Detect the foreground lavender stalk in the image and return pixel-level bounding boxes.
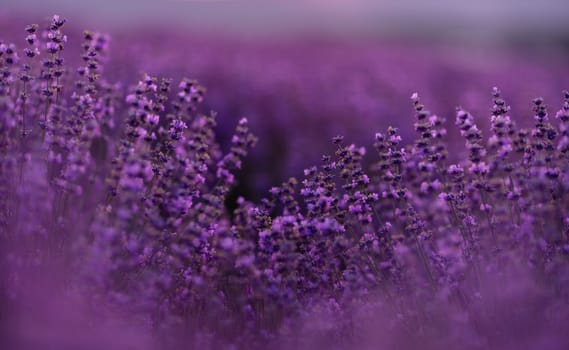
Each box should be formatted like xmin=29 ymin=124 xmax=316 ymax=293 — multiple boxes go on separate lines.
xmin=1 ymin=15 xmax=569 ymax=350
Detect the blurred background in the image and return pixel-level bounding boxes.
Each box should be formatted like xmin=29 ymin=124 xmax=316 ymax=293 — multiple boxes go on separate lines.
xmin=1 ymin=0 xmax=569 ymax=197
xmin=3 ymin=0 xmax=569 ymax=43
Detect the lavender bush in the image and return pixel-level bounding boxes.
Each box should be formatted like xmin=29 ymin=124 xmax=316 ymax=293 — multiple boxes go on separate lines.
xmin=4 ymin=12 xmax=568 ymax=198
xmin=2 ymin=15 xmax=569 ymax=350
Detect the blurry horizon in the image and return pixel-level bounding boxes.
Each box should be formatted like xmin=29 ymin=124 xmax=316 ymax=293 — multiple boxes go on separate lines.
xmin=2 ymin=0 xmax=569 ymax=44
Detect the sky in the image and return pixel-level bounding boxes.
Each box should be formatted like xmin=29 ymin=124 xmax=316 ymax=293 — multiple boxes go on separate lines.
xmin=2 ymin=0 xmax=569 ymax=41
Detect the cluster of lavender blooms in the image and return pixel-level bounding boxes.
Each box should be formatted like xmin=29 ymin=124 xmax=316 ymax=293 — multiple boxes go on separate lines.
xmin=102 ymin=31 xmax=569 ymax=196
xmin=2 ymin=16 xmax=569 ymax=350
xmin=3 ymin=14 xmax=568 ymax=198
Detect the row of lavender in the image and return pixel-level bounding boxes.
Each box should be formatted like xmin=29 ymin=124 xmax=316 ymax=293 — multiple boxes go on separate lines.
xmin=1 ymin=16 xmax=569 ymax=349
xmin=107 ymin=28 xmax=569 ymax=197
xmin=3 ymin=14 xmax=568 ymax=198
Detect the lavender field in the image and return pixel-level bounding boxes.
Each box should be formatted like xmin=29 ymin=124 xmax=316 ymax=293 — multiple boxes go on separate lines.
xmin=1 ymin=10 xmax=569 ymax=350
